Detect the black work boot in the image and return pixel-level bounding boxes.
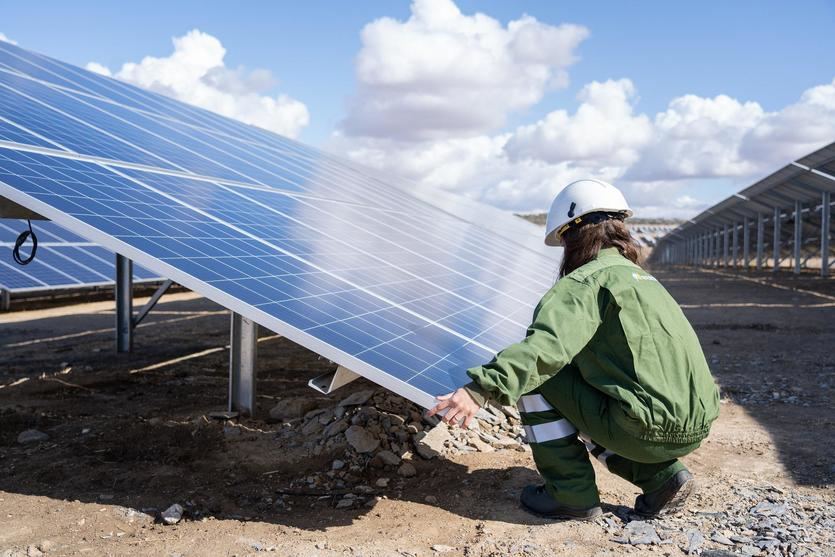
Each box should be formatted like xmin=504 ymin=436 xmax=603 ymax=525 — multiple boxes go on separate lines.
xmin=634 ymin=470 xmax=695 ymax=517
xmin=520 ymin=485 xmax=602 ymax=520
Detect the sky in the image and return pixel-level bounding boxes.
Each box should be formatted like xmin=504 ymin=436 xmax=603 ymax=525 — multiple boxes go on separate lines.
xmin=2 ymin=0 xmax=835 ymax=218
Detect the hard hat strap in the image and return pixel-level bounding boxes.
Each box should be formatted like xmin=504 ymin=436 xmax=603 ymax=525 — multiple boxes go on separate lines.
xmin=557 ymin=211 xmax=627 ymax=240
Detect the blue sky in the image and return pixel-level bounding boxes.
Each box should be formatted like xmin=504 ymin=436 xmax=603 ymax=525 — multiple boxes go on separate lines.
xmin=3 ymin=1 xmax=835 ymax=216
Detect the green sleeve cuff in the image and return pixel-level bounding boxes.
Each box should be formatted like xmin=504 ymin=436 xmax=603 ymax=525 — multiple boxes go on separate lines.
xmin=462 ymin=381 xmax=491 ymax=408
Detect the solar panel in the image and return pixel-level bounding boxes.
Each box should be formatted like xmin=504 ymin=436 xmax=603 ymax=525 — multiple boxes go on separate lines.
xmin=0 ymin=41 xmax=558 ymax=408
xmin=0 ymin=218 xmax=159 ymax=293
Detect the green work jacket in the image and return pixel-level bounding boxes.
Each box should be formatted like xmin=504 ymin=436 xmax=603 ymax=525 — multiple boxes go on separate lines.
xmin=465 ymin=248 xmax=720 ymax=444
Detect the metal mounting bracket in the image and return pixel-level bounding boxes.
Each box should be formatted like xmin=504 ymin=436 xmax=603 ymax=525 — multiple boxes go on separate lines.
xmin=308 ymin=365 xmax=360 ymax=395
xmin=115 ymin=254 xmax=174 ymax=353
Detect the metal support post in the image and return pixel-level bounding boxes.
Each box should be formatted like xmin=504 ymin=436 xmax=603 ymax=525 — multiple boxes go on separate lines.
xmin=116 ymin=254 xmax=133 ymax=353
xmin=743 ymin=216 xmax=750 ymax=270
xmin=822 ymin=191 xmax=831 ymax=277
xmin=772 ymin=207 xmax=781 ymax=272
xmin=723 ymin=224 xmax=729 ymax=267
xmin=0 ymin=288 xmax=9 ymax=312
xmin=756 ymin=213 xmax=764 ymax=270
xmin=713 ymin=230 xmax=719 ymax=267
xmin=794 ymin=200 xmax=802 ymax=275
xmin=229 ymin=312 xmax=258 ymax=416
xmin=732 ymin=222 xmax=739 ymax=269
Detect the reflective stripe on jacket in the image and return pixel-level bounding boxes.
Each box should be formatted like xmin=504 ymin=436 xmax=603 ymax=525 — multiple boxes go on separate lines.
xmin=465 ymin=248 xmax=720 ymax=444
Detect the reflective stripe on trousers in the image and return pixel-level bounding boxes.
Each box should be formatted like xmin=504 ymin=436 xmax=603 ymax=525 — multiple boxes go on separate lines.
xmin=518 ymin=393 xmax=616 ymax=469
xmin=519 ymin=394 xmax=578 ymax=443
xmin=579 ymin=433 xmax=615 ymax=468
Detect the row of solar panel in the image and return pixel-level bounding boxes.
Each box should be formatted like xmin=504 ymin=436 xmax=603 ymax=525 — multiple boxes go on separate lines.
xmin=0 ymin=218 xmax=158 ymax=292
xmin=0 ymin=40 xmax=558 ymax=405
xmin=0 ymin=146 xmax=548 ymax=394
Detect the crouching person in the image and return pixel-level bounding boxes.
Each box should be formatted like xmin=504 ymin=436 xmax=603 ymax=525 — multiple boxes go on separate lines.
xmin=428 ymin=179 xmax=720 ymax=520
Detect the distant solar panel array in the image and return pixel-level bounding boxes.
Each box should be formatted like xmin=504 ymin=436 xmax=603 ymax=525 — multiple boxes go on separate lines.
xmin=0 ymin=218 xmax=158 ymax=295
xmin=0 ymin=41 xmax=556 ymax=407
xmin=629 ymin=224 xmax=677 ymax=248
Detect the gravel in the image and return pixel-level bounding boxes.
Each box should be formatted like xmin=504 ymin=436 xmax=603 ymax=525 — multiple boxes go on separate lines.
xmin=596 ymin=480 xmax=834 ymax=555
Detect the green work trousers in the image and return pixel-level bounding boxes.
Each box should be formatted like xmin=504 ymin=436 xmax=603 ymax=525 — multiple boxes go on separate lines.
xmin=519 ymin=364 xmax=702 ymax=508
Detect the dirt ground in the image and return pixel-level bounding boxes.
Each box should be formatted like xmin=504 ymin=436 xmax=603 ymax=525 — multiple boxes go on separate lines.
xmin=1 ymin=267 xmax=833 ymax=556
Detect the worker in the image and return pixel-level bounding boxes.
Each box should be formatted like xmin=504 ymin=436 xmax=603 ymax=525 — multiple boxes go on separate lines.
xmin=428 ymin=179 xmax=720 ymax=520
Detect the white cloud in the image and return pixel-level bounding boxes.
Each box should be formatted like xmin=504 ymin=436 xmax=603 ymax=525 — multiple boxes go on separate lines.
xmin=0 ymin=32 xmax=17 ymax=45
xmin=626 ymin=94 xmax=766 ymax=181
xmin=506 ymin=79 xmax=653 ymax=166
xmin=84 ymin=62 xmax=111 ymax=77
xmin=329 ymin=131 xmax=617 ymax=212
xmin=88 ymin=29 xmax=309 ymax=138
xmin=342 ymin=0 xmax=588 ymax=141
xmin=739 ymin=78 xmax=835 ymax=166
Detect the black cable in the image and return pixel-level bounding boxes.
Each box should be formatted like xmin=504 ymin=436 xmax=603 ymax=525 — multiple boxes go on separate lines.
xmin=12 ymin=219 xmax=38 ymax=265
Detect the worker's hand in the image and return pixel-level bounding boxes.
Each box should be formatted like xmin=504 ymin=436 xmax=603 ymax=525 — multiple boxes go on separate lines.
xmin=426 ymin=388 xmax=480 ymax=428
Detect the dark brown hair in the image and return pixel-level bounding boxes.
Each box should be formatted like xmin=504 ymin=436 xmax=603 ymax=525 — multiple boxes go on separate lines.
xmin=559 ymin=218 xmax=640 ymax=277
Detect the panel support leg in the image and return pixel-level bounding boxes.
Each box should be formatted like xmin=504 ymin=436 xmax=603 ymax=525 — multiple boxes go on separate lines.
xmin=743 ymin=216 xmax=750 ymax=271
xmin=116 ymin=254 xmax=133 ymax=353
xmin=794 ymin=200 xmax=802 ymax=275
xmin=772 ymin=207 xmax=781 ymax=272
xmin=821 ymin=192 xmax=830 ymax=278
xmin=723 ymin=224 xmax=729 ymax=267
xmin=756 ymin=212 xmax=764 ymax=271
xmin=732 ymin=222 xmax=739 ymax=270
xmin=229 ymin=312 xmax=258 ymax=416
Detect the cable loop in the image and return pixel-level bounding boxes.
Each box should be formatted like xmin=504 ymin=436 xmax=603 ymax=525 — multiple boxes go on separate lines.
xmin=12 ymin=219 xmax=38 ymax=266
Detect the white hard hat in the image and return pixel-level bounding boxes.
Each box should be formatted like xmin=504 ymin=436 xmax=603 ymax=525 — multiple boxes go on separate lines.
xmin=544 ymin=179 xmax=632 ymax=246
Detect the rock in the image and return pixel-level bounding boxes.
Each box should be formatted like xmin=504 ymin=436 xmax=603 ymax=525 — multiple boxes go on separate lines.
xmin=270 ymin=397 xmax=317 ymax=420
xmin=115 ymin=507 xmax=154 ymax=524
xmin=750 ymin=501 xmax=787 ymax=516
xmin=324 ymin=418 xmax=349 ymax=438
xmin=710 ymin=532 xmax=734 ymax=546
xmin=683 ymin=529 xmax=704 ymax=554
xmin=414 ymin=425 xmax=452 ymax=459
xmin=739 ymin=546 xmax=761 ymax=556
xmin=375 ymin=477 xmax=390 ymax=488
xmin=490 ymin=435 xmax=521 ymax=450
xmin=431 ymin=545 xmax=455 ymax=553
xmin=36 ymin=541 xmax=55 ymax=553
xmin=338 ymin=390 xmax=374 ymax=407
xmin=301 ymin=419 xmax=324 ymax=435
xmin=624 ymin=521 xmax=661 ymax=545
xmin=17 ymin=429 xmax=49 ymax=444
xmin=335 ymin=497 xmax=354 ymax=509
xmin=468 ymin=436 xmax=495 ymax=453
xmin=332 ymin=459 xmax=346 ymax=470
xmin=160 ymin=503 xmax=184 ymax=525
xmin=25 ymin=547 xmax=43 ymax=557
xmin=398 ymin=462 xmax=417 ymax=478
xmin=345 ymin=425 xmax=380 ymax=453
xmin=375 ymin=450 xmax=401 ymax=466
xmin=424 ymin=495 xmax=438 ymax=504
xmin=501 ymin=405 xmax=521 ymax=420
